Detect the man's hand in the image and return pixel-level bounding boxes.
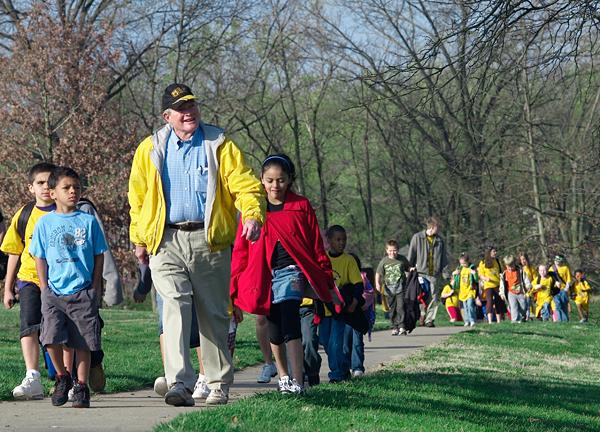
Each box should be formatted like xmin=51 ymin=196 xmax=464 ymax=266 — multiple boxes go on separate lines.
xmin=241 ymin=218 xmax=262 ymax=242
xmin=135 ymin=245 xmax=149 ymax=265
xmin=3 ymin=287 xmax=15 ymax=309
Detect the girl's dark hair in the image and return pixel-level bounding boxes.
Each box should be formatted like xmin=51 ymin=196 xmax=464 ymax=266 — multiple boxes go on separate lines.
xmin=261 ymin=154 xmax=296 ymax=182
xmin=326 ymin=224 xmax=345 ymax=239
xmin=48 ymin=166 xmax=80 ymax=189
xmin=518 ymin=251 xmax=531 ymax=265
xmin=483 ymin=244 xmax=496 ymax=268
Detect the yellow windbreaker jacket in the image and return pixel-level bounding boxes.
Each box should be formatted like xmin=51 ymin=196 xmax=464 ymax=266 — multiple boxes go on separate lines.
xmin=128 ymin=123 xmax=265 ymax=254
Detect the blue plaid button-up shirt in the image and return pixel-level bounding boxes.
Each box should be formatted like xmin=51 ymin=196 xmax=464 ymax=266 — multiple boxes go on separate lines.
xmin=162 ymin=128 xmax=208 ymax=224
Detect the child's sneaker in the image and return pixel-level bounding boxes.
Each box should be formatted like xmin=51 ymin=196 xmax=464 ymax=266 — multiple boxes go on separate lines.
xmin=68 ymin=388 xmax=75 ymax=402
xmin=257 ymin=363 xmax=277 ymax=383
xmin=71 ymin=381 xmax=91 ymax=408
xmin=12 ymin=371 xmax=44 ymax=400
xmin=192 ymin=374 xmax=210 ymax=399
xmin=287 ymin=378 xmax=304 ymax=395
xmin=278 ymin=376 xmax=292 ymax=393
xmin=51 ymin=374 xmax=73 ymax=406
xmin=469 ymin=322 xmax=476 ymax=327
xmin=398 ymin=328 xmax=407 ymax=335
xmin=205 ymin=388 xmax=228 ymax=405
xmin=352 ymin=370 xmax=364 ymax=378
xmin=391 ymin=328 xmax=399 ymax=336
xmin=278 ymin=376 xmax=304 ymax=394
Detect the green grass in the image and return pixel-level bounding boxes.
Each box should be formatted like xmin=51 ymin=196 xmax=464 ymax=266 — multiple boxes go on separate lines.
xmin=0 ymin=302 xmax=265 ymax=400
xmin=155 ymin=300 xmax=600 ymax=432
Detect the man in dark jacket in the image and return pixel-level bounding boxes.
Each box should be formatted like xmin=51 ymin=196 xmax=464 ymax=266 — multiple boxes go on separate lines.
xmin=407 ymin=216 xmax=448 ymax=327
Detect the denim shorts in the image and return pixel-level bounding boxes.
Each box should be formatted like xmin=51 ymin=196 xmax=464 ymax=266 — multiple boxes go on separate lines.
xmin=271 ymin=266 xmax=306 ymax=304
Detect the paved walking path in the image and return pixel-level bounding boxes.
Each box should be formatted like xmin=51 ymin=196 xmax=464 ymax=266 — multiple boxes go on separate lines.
xmin=0 ymin=325 xmax=465 ymax=432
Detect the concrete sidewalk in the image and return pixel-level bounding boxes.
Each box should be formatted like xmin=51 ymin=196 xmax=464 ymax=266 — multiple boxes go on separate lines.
xmin=0 ymin=325 xmax=465 ymax=432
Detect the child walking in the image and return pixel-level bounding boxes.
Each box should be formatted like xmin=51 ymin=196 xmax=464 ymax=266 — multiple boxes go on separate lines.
xmin=1 ymin=162 xmax=57 ymax=400
xmin=323 ymin=225 xmax=364 ymax=382
xmin=440 ymin=282 xmax=462 ymax=323
xmin=452 ymin=253 xmax=479 ymax=327
xmin=531 ymin=265 xmax=558 ymax=321
xmin=573 ymin=269 xmax=592 ymax=323
xmin=29 ymin=167 xmax=107 ymax=408
xmin=477 ymin=245 xmax=503 ymax=323
xmin=375 ymin=240 xmax=409 ymax=335
xmin=231 ymin=154 xmax=339 ymax=394
xmin=499 ymin=255 xmax=530 ymax=323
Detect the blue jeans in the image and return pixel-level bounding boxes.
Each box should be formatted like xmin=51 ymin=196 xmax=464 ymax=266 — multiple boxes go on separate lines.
xmin=553 ymin=290 xmax=569 ymax=322
xmin=541 ymin=302 xmax=552 ymax=321
xmin=462 ymin=298 xmax=477 ymax=324
xmin=318 ymin=316 xmax=349 ymax=381
xmin=343 ymin=324 xmax=364 ymax=372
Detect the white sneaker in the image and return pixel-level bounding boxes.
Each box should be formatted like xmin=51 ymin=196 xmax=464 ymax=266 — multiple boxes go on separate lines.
xmin=205 ymin=388 xmax=229 ymax=405
xmin=278 ymin=376 xmax=304 ymax=394
xmin=153 ymin=376 xmax=168 ymax=397
xmin=352 ymin=370 xmax=364 ymax=378
xmin=12 ymin=372 xmax=44 ymax=400
xmin=398 ymin=328 xmax=407 ymax=335
xmin=463 ymin=322 xmax=469 ymax=327
xmin=469 ymin=322 xmax=476 ymax=327
xmin=192 ymin=374 xmax=210 ymax=399
xmin=68 ymin=387 xmax=75 ymax=402
xmin=257 ymin=363 xmax=277 ymax=383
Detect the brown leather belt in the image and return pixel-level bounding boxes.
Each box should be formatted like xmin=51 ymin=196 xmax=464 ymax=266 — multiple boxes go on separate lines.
xmin=167 ymin=222 xmax=204 ymax=231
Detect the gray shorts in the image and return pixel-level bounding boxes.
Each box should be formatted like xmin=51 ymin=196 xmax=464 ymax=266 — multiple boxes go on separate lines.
xmin=40 ymin=287 xmax=101 ymax=351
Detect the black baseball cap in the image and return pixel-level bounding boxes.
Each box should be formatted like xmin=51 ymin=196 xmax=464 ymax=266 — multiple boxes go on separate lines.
xmin=162 ymin=83 xmax=197 ymax=111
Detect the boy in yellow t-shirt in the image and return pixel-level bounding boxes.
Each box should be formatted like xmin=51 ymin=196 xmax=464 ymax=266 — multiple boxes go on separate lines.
xmin=530 ymin=264 xmax=559 ymax=321
xmin=320 ymin=225 xmax=364 ymax=383
xmin=549 ymin=255 xmax=572 ymax=322
xmin=573 ymin=269 xmax=592 ymax=323
xmin=1 ymin=162 xmax=56 ymax=400
xmin=451 ymin=253 xmax=479 ymax=327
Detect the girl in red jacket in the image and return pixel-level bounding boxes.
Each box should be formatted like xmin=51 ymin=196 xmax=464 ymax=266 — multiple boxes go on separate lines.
xmin=230 ymin=154 xmax=339 ymax=394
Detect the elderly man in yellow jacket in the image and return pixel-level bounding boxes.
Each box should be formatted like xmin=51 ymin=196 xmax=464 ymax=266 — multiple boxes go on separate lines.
xmin=128 ymin=83 xmax=265 ymax=407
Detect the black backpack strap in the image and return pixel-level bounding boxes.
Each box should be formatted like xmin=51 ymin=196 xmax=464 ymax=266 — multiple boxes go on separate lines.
xmin=16 ymin=202 xmax=36 ymax=246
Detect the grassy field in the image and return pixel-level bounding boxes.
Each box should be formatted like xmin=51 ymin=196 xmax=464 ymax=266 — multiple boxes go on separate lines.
xmin=155 ymin=301 xmax=600 ymax=432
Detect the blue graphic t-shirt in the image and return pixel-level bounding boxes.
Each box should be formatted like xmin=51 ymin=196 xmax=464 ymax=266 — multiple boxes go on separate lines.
xmin=29 ymin=210 xmax=107 ymax=295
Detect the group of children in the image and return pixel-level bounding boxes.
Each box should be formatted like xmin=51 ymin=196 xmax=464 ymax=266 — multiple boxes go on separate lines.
xmin=376 ymin=242 xmax=593 ymax=333
xmin=2 ymin=163 xmax=108 ymax=408
xmin=439 ymin=249 xmax=591 ymax=326
xmin=3 ymin=156 xmax=594 ymax=408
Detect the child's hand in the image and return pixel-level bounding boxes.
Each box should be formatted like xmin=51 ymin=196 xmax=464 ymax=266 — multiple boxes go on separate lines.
xmin=452 ymin=270 xmax=459 ymax=276
xmin=233 ymin=305 xmax=244 ymax=324
xmin=3 ymin=288 xmax=15 ymax=309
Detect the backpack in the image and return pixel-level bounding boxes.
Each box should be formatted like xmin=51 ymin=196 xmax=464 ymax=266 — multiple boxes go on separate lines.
xmin=16 ymin=198 xmax=97 ymax=245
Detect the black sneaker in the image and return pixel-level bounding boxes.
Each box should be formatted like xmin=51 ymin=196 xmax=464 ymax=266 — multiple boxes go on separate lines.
xmin=425 ymin=321 xmax=436 ymax=328
xmin=71 ymin=381 xmax=90 ymax=408
xmin=52 ymin=374 xmax=73 ymax=406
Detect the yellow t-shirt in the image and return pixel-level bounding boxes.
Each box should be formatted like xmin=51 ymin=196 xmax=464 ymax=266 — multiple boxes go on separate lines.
xmin=533 ymin=275 xmax=554 ymax=306
xmin=552 ymin=264 xmax=572 ymax=290
xmin=522 ymin=265 xmax=537 ymax=289
xmin=477 ymin=260 xmax=501 ymax=290
xmin=0 ymin=205 xmax=53 ymax=285
xmin=458 ymin=266 xmax=477 ymax=301
xmin=441 ymin=284 xmax=459 ymax=308
xmin=320 ymin=252 xmax=362 ymax=315
xmin=573 ymin=280 xmax=591 ymax=305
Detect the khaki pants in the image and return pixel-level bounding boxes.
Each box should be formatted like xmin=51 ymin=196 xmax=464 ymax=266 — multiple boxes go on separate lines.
xmin=149 ymin=228 xmax=233 ymax=392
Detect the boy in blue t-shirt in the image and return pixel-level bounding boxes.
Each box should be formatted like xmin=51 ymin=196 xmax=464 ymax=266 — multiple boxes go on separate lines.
xmin=29 ymin=166 xmax=107 ymax=408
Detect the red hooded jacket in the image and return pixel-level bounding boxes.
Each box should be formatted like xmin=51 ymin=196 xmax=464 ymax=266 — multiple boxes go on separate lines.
xmin=230 ymin=191 xmax=340 ymax=316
